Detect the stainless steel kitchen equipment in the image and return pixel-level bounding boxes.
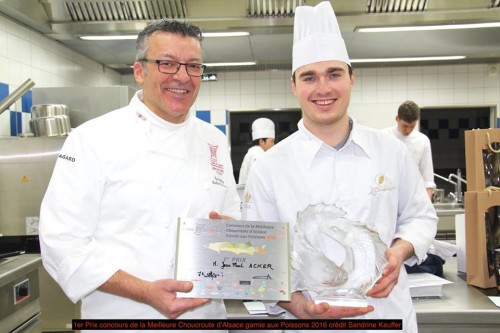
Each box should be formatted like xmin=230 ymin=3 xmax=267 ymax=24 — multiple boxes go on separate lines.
xmin=32 ymin=86 xmax=135 ymax=128
xmin=29 ymin=104 xmax=71 ymax=137
xmin=0 ymin=136 xmax=66 ymax=236
xmin=0 ymin=254 xmax=42 ymax=333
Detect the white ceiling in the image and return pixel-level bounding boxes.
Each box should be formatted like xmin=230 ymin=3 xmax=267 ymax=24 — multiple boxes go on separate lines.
xmin=1 ymin=0 xmax=500 ymax=74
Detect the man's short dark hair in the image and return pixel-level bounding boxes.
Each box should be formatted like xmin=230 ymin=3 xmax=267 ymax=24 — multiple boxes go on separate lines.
xmin=398 ymin=100 xmax=420 ymax=123
xmin=135 ymin=19 xmax=203 ymax=61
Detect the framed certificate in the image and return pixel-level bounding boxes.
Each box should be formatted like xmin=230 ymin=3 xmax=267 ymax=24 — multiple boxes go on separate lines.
xmin=175 ymin=218 xmax=290 ymax=301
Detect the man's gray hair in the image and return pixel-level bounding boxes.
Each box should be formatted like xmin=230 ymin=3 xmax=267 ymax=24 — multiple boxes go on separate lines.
xmin=135 ymin=19 xmax=203 ymax=61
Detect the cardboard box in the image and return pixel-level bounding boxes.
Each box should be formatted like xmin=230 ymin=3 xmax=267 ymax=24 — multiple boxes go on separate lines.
xmin=464 ymin=191 xmax=500 ymax=289
xmin=464 ymin=129 xmax=500 ymax=191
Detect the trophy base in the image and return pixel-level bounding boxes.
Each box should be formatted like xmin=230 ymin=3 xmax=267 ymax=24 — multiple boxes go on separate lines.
xmin=313 ymin=291 xmax=368 ymax=308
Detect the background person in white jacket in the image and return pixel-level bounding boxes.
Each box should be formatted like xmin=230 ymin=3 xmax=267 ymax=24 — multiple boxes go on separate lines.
xmin=241 ymin=2 xmax=437 ymax=332
xmin=383 ymin=100 xmax=436 ymax=200
xmin=238 ymin=117 xmax=275 ymax=184
xmin=39 ymin=19 xmax=241 ymax=331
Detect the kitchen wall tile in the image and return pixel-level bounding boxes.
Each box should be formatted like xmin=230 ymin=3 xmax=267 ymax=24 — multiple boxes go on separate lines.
xmin=422 ymin=74 xmax=439 ymax=89
xmin=255 ymin=79 xmax=271 ymax=94
xmin=391 ymin=67 xmax=407 ymax=76
xmin=422 ymin=89 xmax=438 ymax=105
xmin=423 ymin=66 xmax=438 ymax=74
xmin=438 ymin=89 xmax=453 ymax=105
xmin=468 ymin=64 xmax=484 ymax=73
xmin=392 ymin=75 xmax=407 ymax=91
xmin=438 ymin=73 xmax=453 ymax=89
xmin=484 ymin=87 xmax=499 ymax=104
xmin=467 ymin=88 xmax=485 ymax=104
xmin=255 ymin=71 xmax=271 ymax=79
xmin=453 ymin=73 xmax=468 ymax=89
xmin=407 ymin=66 xmax=423 ymax=75
xmin=225 ymin=95 xmax=241 ymax=109
xmin=198 ymin=82 xmax=211 ymax=96
xmin=361 ymin=90 xmax=377 ymax=103
xmin=468 ymin=72 xmax=484 ymax=88
xmin=285 ymin=94 xmax=299 ymax=108
xmin=210 ymin=94 xmax=226 ymax=110
xmin=240 ymin=95 xmax=257 ymax=109
xmin=453 ymin=89 xmax=469 ymax=104
xmin=209 ymin=80 xmax=225 ymax=95
xmin=255 ymin=94 xmax=271 ymax=108
xmin=361 ymin=76 xmax=377 ymax=92
xmin=224 ymin=72 xmax=240 ymax=80
xmin=225 ymin=79 xmax=241 ymax=95
xmin=351 ymin=90 xmax=362 ymax=104
xmin=438 ymin=65 xmax=454 ymax=74
xmin=270 ymin=70 xmax=287 ymax=79
xmin=392 ymin=90 xmax=407 ymax=103
xmin=407 ymin=75 xmax=423 ymax=90
xmin=271 ymin=94 xmax=286 ymax=108
xmin=270 ymin=78 xmax=287 ymax=94
xmin=452 ymin=64 xmax=468 ymax=73
xmin=240 ymin=71 xmax=255 ymax=80
xmin=407 ymin=89 xmax=423 ymax=103
xmin=377 ymin=90 xmax=393 ymax=103
xmin=484 ymin=70 xmax=499 ymax=88
xmin=210 ymin=109 xmax=227 ymax=126
xmin=240 ymin=79 xmax=256 ymax=95
xmin=361 ymin=68 xmax=377 ymax=76
xmin=377 ymin=76 xmax=392 ymax=91
xmin=195 ymin=95 xmax=211 ymax=110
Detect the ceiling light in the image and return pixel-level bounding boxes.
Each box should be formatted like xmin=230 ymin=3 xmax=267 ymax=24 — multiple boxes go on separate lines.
xmin=203 ymin=32 xmax=249 ymax=37
xmin=350 ymin=56 xmax=466 ymax=63
xmin=205 ymin=62 xmax=256 ymax=67
xmin=356 ymin=22 xmax=500 ymax=33
xmin=80 ymin=35 xmax=137 ymax=40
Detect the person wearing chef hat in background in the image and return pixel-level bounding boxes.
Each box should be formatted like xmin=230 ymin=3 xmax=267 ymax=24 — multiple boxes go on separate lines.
xmin=238 ymin=117 xmax=276 ymax=184
xmin=241 ymin=1 xmax=437 ymax=332
xmin=39 ymin=19 xmax=241 ymax=332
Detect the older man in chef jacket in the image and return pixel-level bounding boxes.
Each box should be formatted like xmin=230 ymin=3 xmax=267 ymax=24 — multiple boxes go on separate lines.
xmin=241 ymin=2 xmax=437 ymax=332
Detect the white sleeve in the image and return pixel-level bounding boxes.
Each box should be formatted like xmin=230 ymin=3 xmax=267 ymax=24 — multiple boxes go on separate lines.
xmin=39 ymin=129 xmax=118 ymax=303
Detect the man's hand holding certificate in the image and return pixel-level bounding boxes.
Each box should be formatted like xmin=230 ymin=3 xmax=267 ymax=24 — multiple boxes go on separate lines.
xmin=175 ymin=218 xmax=290 ymax=301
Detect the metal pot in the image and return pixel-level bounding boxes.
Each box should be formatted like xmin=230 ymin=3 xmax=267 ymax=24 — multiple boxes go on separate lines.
xmin=30 ymin=104 xmax=71 ymax=137
xmin=31 ymin=104 xmax=69 ymax=118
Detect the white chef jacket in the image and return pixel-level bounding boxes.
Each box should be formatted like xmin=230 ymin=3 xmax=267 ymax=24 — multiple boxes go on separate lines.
xmin=39 ymin=91 xmax=241 ymax=332
xmin=238 ymin=145 xmax=265 ymax=184
xmin=383 ymin=126 xmax=436 ymax=191
xmin=242 ymin=119 xmax=437 ymax=333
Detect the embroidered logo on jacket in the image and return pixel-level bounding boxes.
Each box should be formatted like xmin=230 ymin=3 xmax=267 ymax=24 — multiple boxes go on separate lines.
xmin=369 ymin=174 xmax=396 ymax=195
xmin=208 ymin=144 xmax=224 ymax=176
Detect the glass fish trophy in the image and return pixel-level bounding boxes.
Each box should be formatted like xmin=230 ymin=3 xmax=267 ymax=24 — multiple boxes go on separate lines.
xmin=291 ymin=203 xmax=388 ymax=307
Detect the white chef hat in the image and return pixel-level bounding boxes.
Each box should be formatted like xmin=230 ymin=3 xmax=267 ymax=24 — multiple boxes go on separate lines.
xmin=292 ymin=1 xmax=350 ymax=73
xmin=252 ymin=118 xmax=275 ymax=141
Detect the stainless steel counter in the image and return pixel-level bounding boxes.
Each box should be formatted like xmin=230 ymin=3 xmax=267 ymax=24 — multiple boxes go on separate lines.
xmin=0 ymin=254 xmax=42 ymax=333
xmin=225 ymin=257 xmax=499 ymax=332
xmin=414 ymin=257 xmax=499 ymax=333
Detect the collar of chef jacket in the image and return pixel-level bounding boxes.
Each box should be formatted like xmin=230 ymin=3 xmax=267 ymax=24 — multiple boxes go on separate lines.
xmin=296 ymin=117 xmax=372 ymax=170
xmin=130 ymin=91 xmax=201 ymax=159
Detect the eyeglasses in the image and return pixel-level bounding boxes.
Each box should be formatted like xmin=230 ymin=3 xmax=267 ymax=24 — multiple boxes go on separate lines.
xmin=140 ymin=58 xmax=206 ymax=77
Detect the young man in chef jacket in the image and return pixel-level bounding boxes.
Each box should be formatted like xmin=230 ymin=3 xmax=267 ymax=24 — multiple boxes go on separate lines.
xmin=241 ymin=2 xmax=437 ymax=332
xmin=39 ymin=19 xmax=241 ymax=331
xmin=383 ymin=100 xmax=436 ymax=200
